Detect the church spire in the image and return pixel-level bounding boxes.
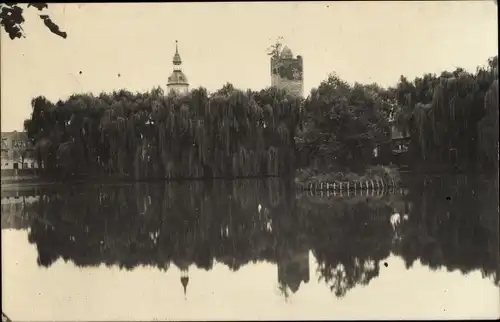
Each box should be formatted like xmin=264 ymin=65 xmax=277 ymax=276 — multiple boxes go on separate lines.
xmin=167 ymin=40 xmax=189 ymax=95
xmin=173 ymin=40 xmax=182 ymax=66
xmin=180 ymin=269 xmax=189 ymax=300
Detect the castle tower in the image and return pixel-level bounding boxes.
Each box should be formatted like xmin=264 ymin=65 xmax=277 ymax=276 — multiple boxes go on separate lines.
xmin=167 ymin=40 xmax=189 ymax=95
xmin=270 ymin=45 xmax=304 ymax=97
xmin=277 ymin=249 xmax=310 ymax=296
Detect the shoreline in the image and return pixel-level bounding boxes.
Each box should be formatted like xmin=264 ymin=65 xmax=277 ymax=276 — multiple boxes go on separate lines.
xmin=1 ymin=168 xmax=496 ymax=191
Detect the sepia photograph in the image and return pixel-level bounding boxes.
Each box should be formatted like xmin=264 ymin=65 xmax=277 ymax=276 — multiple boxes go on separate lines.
xmin=1 ymin=1 xmax=499 ymax=321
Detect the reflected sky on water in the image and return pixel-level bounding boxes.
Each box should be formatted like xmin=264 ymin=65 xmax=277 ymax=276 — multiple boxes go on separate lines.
xmin=2 ymin=176 xmax=499 ymax=320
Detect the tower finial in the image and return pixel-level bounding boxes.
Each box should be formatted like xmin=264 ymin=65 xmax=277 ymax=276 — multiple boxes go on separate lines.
xmin=173 ymin=40 xmax=182 ymax=65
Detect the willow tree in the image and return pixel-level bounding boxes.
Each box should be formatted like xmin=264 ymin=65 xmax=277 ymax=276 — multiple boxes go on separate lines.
xmin=478 ymin=79 xmax=499 ymax=169
xmin=24 ymin=84 xmax=303 ymax=180
xmin=393 ymin=56 xmax=498 ymax=171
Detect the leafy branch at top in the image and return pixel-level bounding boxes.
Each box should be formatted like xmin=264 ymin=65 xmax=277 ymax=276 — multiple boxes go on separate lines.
xmin=267 ymin=36 xmax=284 ymax=59
xmin=0 ymin=3 xmax=67 ymax=40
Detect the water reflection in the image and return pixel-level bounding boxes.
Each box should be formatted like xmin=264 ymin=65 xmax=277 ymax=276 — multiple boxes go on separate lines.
xmin=3 ymin=177 xmax=498 ymax=288
xmin=1 ymin=176 xmax=499 ymax=319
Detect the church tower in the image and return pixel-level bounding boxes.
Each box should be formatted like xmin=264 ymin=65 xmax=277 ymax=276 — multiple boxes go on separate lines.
xmin=180 ymin=269 xmax=189 ymax=300
xmin=167 ymin=40 xmax=189 ymax=95
xmin=270 ymin=45 xmax=304 ymax=97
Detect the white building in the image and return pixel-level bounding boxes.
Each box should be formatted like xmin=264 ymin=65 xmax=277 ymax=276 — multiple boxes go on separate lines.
xmin=1 ymin=131 xmax=38 ymax=170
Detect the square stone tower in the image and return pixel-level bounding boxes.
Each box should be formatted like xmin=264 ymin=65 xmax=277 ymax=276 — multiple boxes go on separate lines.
xmin=270 ymin=46 xmax=304 ymax=97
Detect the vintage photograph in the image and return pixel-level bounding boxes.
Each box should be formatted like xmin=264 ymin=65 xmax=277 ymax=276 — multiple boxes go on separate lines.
xmin=1 ymin=1 xmax=498 ymax=321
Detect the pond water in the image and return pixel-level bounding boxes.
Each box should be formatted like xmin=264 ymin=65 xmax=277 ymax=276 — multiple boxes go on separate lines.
xmin=2 ymin=176 xmax=499 ymax=320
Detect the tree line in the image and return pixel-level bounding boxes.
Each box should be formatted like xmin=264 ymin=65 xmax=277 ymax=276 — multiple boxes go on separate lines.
xmin=24 ymin=85 xmax=302 ymax=179
xmin=22 ymin=56 xmax=498 ymax=179
xmin=393 ymin=56 xmax=498 ymax=171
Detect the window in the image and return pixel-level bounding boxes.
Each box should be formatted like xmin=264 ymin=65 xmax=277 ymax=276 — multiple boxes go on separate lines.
xmin=23 ymin=163 xmax=28 ymax=169
xmin=31 ymin=163 xmax=35 ymax=168
xmin=13 ymin=163 xmax=18 ymax=170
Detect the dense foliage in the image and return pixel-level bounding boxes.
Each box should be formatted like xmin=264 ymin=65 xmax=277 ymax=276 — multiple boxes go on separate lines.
xmin=271 ymin=57 xmax=303 ymax=81
xmin=393 ymin=56 xmax=498 ymax=171
xmin=23 ymin=85 xmax=302 ymax=179
xmin=298 ymin=56 xmax=498 ymax=173
xmin=23 ymin=55 xmax=498 ymax=178
xmin=298 ymin=74 xmax=394 ymax=171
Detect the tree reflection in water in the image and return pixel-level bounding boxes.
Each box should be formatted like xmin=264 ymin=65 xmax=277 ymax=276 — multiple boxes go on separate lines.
xmin=3 ymin=175 xmax=498 ymax=298
xmin=393 ymin=175 xmax=499 ymax=286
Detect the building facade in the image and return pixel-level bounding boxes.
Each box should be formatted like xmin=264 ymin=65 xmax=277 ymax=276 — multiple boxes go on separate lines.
xmin=167 ymin=40 xmax=190 ymax=95
xmin=1 ymin=131 xmax=38 ymax=170
xmin=270 ymin=46 xmax=304 ymax=98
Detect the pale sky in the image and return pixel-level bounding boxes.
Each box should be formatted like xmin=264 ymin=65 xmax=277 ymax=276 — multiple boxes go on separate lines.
xmin=1 ymin=1 xmax=498 ymax=132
